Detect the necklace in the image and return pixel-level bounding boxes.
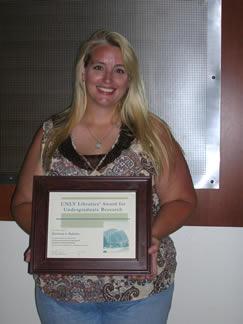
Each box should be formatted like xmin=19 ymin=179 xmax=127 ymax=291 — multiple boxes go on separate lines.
xmin=86 ymin=123 xmax=118 ymax=150
xmin=80 ymin=154 xmax=108 ymax=174
xmin=71 ymin=135 xmax=109 ymax=173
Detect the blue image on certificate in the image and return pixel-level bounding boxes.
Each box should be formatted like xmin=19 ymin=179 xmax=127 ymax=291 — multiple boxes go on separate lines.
xmin=103 ymin=228 xmax=129 ymax=249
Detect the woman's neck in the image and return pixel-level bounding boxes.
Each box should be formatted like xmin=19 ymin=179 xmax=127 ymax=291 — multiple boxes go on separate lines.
xmin=82 ymin=107 xmax=120 ymax=126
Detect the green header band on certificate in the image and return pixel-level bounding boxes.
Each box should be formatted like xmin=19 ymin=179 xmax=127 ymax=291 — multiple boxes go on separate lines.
xmin=61 ymin=196 xmax=129 ymax=200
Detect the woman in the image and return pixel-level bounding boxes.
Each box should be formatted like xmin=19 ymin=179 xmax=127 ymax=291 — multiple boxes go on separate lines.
xmin=11 ymin=30 xmax=197 ymax=324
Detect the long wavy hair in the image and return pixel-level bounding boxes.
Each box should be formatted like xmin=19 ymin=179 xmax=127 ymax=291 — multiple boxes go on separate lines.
xmin=42 ymin=29 xmax=178 ymax=174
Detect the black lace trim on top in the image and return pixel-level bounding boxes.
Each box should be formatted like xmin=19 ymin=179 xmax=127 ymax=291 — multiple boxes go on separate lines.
xmin=58 ymin=125 xmax=135 ymax=171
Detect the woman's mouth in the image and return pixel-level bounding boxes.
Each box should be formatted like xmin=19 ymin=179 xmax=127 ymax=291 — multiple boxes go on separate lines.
xmin=97 ymin=86 xmax=115 ymax=94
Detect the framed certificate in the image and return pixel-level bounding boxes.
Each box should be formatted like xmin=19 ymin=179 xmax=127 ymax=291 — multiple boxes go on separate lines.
xmin=30 ymin=176 xmax=152 ymax=274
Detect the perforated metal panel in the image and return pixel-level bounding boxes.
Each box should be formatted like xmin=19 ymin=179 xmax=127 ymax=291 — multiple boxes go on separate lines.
xmin=0 ymin=0 xmax=221 ymax=187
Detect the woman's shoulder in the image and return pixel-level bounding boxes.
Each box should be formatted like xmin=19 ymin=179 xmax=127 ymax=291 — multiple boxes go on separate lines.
xmin=148 ymin=112 xmax=173 ymax=138
xmin=148 ymin=112 xmax=183 ymax=158
xmin=42 ymin=118 xmax=54 ymax=132
xmin=40 ymin=118 xmax=54 ymax=146
xmin=149 ymin=112 xmax=168 ymax=126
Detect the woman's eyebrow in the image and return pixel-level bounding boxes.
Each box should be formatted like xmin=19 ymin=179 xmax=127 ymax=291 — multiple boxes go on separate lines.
xmin=90 ymin=60 xmax=104 ymax=65
xmin=90 ymin=60 xmax=125 ymax=67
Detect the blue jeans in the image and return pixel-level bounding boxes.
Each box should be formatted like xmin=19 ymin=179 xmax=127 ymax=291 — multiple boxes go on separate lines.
xmin=35 ymin=284 xmax=174 ymax=324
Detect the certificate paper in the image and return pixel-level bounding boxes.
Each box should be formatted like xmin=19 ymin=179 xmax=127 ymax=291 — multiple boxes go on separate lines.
xmin=47 ymin=191 xmax=136 ymax=259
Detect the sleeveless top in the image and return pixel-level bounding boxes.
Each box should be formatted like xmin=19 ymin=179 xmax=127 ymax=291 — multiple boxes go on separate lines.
xmin=34 ymin=119 xmax=177 ymax=303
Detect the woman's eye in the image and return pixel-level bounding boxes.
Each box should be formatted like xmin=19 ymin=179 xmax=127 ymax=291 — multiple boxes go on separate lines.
xmin=93 ymin=65 xmax=103 ymax=71
xmin=115 ymin=68 xmax=126 ymax=74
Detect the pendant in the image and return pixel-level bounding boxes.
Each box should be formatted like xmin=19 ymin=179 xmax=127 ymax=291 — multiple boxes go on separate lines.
xmin=96 ymin=141 xmax=102 ymax=149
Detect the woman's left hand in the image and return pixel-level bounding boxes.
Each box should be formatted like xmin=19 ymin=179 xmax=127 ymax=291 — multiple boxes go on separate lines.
xmin=128 ymin=236 xmax=160 ymax=281
xmin=145 ymin=236 xmax=160 ymax=279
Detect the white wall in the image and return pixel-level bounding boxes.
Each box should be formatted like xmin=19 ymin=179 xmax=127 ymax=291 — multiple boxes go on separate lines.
xmin=0 ymin=222 xmax=39 ymax=324
xmin=169 ymin=227 xmax=243 ymax=324
xmin=1 ymin=222 xmax=243 ymax=324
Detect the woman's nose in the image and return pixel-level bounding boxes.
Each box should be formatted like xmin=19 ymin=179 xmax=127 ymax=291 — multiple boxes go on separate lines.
xmin=103 ymin=70 xmax=112 ymax=83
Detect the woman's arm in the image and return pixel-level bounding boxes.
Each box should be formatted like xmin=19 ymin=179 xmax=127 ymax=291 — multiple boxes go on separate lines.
xmin=152 ymin=145 xmax=197 ymax=240
xmin=11 ymin=128 xmax=44 ymax=234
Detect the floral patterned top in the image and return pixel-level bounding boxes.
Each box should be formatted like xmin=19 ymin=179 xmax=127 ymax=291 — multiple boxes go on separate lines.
xmin=34 ymin=119 xmax=177 ymax=303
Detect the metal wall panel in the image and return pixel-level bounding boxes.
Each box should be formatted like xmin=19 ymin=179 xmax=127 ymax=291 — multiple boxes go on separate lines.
xmin=0 ymin=0 xmax=221 ymax=188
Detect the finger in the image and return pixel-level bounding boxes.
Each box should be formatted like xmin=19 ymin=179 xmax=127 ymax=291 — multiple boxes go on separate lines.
xmin=148 ymin=245 xmax=158 ymax=254
xmin=24 ymin=249 xmax=31 ymax=263
xmin=149 ymin=252 xmax=158 ymax=278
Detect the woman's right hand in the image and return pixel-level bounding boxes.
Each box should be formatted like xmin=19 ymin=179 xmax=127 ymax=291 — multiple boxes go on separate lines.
xmin=24 ymin=248 xmax=31 ymax=263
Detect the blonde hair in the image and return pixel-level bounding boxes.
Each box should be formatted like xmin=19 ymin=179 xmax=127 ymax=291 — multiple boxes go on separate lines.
xmin=43 ymin=29 xmax=177 ymax=174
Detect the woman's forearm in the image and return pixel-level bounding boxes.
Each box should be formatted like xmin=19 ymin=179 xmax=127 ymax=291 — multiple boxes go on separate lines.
xmin=12 ymin=203 xmax=32 ymax=235
xmin=152 ymin=200 xmax=196 ymax=240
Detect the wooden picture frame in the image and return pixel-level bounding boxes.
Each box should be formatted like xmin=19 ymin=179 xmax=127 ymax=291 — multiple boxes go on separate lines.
xmin=30 ymin=176 xmax=152 ymax=274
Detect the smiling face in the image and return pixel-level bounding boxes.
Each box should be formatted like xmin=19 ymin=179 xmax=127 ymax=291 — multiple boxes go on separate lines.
xmin=83 ymin=44 xmax=130 ymax=111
